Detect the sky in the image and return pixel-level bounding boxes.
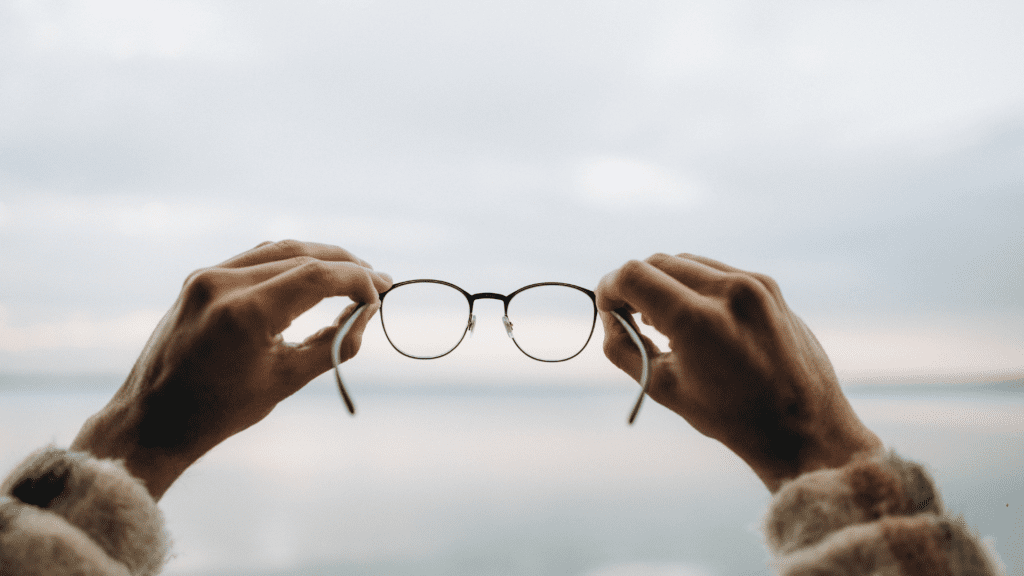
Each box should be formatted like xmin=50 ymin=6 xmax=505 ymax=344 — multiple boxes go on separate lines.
xmin=0 ymin=0 xmax=1022 ymax=383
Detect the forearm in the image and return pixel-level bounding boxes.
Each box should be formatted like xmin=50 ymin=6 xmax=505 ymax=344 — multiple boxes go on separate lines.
xmin=70 ymin=406 xmax=197 ymax=502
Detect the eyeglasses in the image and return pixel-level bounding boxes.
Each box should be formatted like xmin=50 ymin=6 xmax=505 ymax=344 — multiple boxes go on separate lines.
xmin=331 ymin=280 xmax=651 ymax=424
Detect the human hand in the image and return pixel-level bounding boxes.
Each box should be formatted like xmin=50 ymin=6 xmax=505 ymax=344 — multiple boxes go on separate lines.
xmin=596 ymin=253 xmax=882 ymax=492
xmin=71 ymin=240 xmax=392 ymax=499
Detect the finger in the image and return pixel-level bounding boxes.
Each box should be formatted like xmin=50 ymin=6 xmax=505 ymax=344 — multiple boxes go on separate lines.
xmin=179 ymin=258 xmax=382 ymax=315
xmin=277 ymin=301 xmax=379 ymax=389
xmin=600 ymin=309 xmax=661 ymax=383
xmin=218 ymin=257 xmax=366 ymax=289
xmin=218 ymin=239 xmax=374 ymax=270
xmin=645 ymin=253 xmax=731 ymax=294
xmin=676 ymin=253 xmax=743 ymax=273
xmin=243 ymin=260 xmax=392 ymax=335
xmin=677 ymin=253 xmax=784 ymax=301
xmin=596 ymin=259 xmax=716 ymax=340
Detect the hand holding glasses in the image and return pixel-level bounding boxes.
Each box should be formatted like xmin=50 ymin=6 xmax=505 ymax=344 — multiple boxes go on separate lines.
xmin=332 ymin=280 xmax=651 ymax=424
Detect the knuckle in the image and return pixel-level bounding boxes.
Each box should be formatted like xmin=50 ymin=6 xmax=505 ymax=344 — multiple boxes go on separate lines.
xmin=725 ymin=274 xmax=759 ymax=301
xmin=183 ymin=266 xmax=213 ymax=288
xmin=356 ymin=269 xmax=380 ymax=300
xmin=724 ymin=273 xmax=770 ymax=321
xmin=598 ymin=260 xmax=646 ymax=306
xmin=209 ymin=297 xmax=261 ymax=333
xmin=617 ymin=259 xmax=648 ymax=287
xmin=181 ymin=268 xmax=222 ymax=306
xmin=725 ymin=272 xmax=759 ymax=294
xmin=297 ymin=259 xmax=335 ymax=289
xmin=752 ymin=272 xmax=781 ymax=296
xmin=644 ymin=252 xmax=674 ymax=268
xmin=273 ymin=239 xmax=306 ymax=258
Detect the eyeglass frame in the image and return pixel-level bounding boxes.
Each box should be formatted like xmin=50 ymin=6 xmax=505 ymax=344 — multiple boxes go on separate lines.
xmin=331 ymin=280 xmax=651 ymax=424
xmin=379 ymin=279 xmax=599 ymax=362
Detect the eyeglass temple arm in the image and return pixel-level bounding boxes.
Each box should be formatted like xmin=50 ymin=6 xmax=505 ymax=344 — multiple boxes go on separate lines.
xmin=333 ymin=304 xmax=651 ymax=424
xmin=332 ymin=302 xmax=369 ymax=415
xmin=609 ymin=309 xmax=651 ymax=425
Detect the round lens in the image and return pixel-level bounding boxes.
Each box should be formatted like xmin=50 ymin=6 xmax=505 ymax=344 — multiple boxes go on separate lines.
xmin=506 ymin=284 xmax=596 ymax=361
xmin=381 ymin=281 xmax=471 ymax=359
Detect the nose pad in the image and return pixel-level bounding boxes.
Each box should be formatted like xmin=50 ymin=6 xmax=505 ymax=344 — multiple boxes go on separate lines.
xmin=468 ymin=314 xmax=477 ymax=335
xmin=502 ymin=315 xmax=514 ymax=339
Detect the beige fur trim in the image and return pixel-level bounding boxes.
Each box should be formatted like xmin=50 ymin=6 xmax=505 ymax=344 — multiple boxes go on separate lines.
xmin=765 ymin=451 xmax=941 ymax=555
xmin=1 ymin=447 xmax=169 ymax=576
xmin=766 ymin=452 xmax=1005 ymax=576
xmin=775 ymin=520 xmax=904 ymax=576
xmin=0 ymin=495 xmax=131 ymax=576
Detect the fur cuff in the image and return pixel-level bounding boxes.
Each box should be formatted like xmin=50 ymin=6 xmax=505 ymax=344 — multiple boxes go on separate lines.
xmin=765 ymin=451 xmax=1005 ymax=576
xmin=1 ymin=447 xmax=169 ymax=576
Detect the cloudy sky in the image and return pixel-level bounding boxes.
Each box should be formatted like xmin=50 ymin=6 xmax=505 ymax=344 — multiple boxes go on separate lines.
xmin=0 ymin=0 xmax=1021 ymax=383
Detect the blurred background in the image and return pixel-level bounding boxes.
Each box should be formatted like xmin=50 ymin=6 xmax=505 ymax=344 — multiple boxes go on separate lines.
xmin=1 ymin=1 xmax=1021 ymax=574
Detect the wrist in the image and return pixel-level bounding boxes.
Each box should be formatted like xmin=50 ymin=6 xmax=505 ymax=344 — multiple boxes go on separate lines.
xmin=748 ymin=424 xmax=885 ymax=493
xmin=70 ymin=406 xmax=195 ymax=501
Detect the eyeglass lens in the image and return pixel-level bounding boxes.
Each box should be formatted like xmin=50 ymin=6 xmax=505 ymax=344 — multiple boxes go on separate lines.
xmin=380 ymin=282 xmax=471 ymax=359
xmin=505 ymin=285 xmax=595 ymax=361
xmin=380 ymin=281 xmax=596 ymax=361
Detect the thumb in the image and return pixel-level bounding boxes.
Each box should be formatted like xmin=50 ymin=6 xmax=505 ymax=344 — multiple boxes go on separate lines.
xmin=600 ymin=309 xmax=659 ymax=385
xmin=278 ymin=301 xmax=379 ymax=392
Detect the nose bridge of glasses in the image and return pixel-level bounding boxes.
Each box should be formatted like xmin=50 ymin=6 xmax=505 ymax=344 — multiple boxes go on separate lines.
xmin=467 ymin=293 xmax=510 ymax=320
xmin=468 ymin=292 xmax=509 ymax=305
xmin=463 ymin=295 xmax=514 ymax=338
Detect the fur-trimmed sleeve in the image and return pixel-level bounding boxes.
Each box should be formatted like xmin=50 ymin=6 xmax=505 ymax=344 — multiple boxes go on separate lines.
xmin=0 ymin=446 xmax=170 ymax=576
xmin=764 ymin=451 xmax=1006 ymax=576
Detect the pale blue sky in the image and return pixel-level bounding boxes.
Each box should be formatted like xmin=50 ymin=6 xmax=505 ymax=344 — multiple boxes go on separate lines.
xmin=1 ymin=0 xmax=1022 ymax=381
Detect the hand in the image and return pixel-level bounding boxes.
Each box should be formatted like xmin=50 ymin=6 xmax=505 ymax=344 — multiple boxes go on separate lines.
xmin=71 ymin=240 xmax=392 ymax=499
xmin=596 ymin=253 xmax=882 ymax=492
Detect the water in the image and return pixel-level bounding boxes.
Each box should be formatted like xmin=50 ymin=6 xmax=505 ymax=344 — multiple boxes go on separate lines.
xmin=1 ymin=376 xmax=1021 ymax=576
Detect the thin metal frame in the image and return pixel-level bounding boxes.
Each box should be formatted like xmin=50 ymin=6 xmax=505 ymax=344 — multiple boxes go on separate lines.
xmin=379 ymin=279 xmax=598 ymax=362
xmin=332 ymin=281 xmax=651 ymax=424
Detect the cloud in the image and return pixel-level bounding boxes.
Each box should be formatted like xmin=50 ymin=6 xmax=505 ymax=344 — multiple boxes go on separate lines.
xmin=0 ymin=194 xmax=236 ymax=240
xmin=852 ymin=397 xmax=1024 ymax=433
xmin=0 ymin=194 xmax=458 ymax=254
xmin=0 ymin=0 xmax=1021 ymax=380
xmin=811 ymin=313 xmax=1024 ymax=383
xmin=583 ymin=562 xmax=717 ymax=576
xmin=573 ymin=156 xmax=702 ymax=211
xmin=639 ymin=1 xmax=1024 ymax=158
xmin=265 ymin=214 xmax=459 ymax=254
xmin=0 ymin=305 xmax=163 ymax=352
xmin=11 ymin=0 xmax=246 ymax=61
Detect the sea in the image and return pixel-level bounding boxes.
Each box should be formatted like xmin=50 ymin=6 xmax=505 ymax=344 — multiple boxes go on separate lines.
xmin=1 ymin=373 xmax=1021 ymax=576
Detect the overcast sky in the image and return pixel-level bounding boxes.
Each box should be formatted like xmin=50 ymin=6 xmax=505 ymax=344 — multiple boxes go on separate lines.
xmin=1 ymin=0 xmax=1021 ymax=383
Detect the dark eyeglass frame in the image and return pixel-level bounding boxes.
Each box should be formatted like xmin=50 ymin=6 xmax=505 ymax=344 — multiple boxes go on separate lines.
xmin=379 ymin=279 xmax=598 ymax=363
xmin=331 ymin=281 xmax=651 ymax=424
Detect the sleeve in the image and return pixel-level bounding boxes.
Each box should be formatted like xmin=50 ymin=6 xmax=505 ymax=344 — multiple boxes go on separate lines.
xmin=0 ymin=446 xmax=170 ymax=576
xmin=763 ymin=450 xmax=1006 ymax=576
